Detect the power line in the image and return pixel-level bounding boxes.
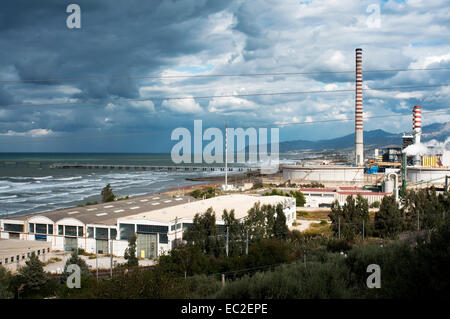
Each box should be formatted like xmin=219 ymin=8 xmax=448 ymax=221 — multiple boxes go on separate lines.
xmin=0 ymin=109 xmax=448 ymax=145
xmin=1 ymin=67 xmax=449 ymax=84
xmin=1 ymin=84 xmax=448 ymax=109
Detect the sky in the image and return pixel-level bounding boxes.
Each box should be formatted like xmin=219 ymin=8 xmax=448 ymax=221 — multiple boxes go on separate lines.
xmin=0 ymin=0 xmax=449 ymax=153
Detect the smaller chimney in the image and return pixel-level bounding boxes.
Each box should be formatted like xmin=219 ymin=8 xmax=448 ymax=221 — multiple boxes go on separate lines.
xmin=413 ymin=105 xmax=422 ymax=166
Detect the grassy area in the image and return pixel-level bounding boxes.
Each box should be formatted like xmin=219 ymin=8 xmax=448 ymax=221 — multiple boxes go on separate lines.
xmin=303 ymin=222 xmax=333 ymax=237
xmin=297 ymin=209 xmax=331 ymax=220
xmin=42 ymin=257 xmax=62 ymax=266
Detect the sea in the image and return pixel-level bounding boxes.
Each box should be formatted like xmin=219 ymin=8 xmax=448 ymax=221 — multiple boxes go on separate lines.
xmin=0 ymin=153 xmax=300 ymax=218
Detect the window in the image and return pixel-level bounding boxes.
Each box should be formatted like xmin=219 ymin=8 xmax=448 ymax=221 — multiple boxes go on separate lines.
xmin=29 ymin=223 xmax=35 ymax=233
xmin=37 ymin=250 xmax=40 ymax=255
xmin=58 ymin=225 xmax=64 ymax=235
xmin=95 ymin=227 xmax=108 ymax=240
xmin=35 ymin=223 xmax=47 ymax=234
xmin=87 ymin=227 xmax=94 ymax=238
xmin=65 ymin=225 xmax=77 ymax=237
xmin=10 ymin=257 xmax=13 ymax=262
xmin=16 ymin=255 xmax=19 ymax=261
xmin=176 ymin=224 xmax=181 ymax=230
xmin=47 ymin=248 xmax=50 ymax=253
xmin=110 ymin=229 xmax=117 ymax=240
xmin=159 ymin=234 xmax=168 ymax=244
xmin=78 ymin=226 xmax=84 ymax=237
xmin=119 ymin=224 xmax=135 ymax=240
xmin=48 ymin=224 xmax=53 ymax=235
xmin=5 ymin=258 xmax=7 ymax=264
xmin=22 ymin=255 xmax=25 ymax=260
xmin=136 ymin=224 xmax=168 ymax=234
xmin=171 ymin=225 xmax=175 ymax=231
xmin=182 ymin=223 xmax=193 ymax=232
xmin=4 ymin=223 xmax=23 ymax=233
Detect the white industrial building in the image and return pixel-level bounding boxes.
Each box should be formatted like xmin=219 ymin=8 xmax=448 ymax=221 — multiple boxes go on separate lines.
xmin=299 ymin=187 xmax=389 ymax=207
xmin=0 ymin=194 xmax=295 ymax=259
xmin=282 ymin=165 xmax=365 ymax=183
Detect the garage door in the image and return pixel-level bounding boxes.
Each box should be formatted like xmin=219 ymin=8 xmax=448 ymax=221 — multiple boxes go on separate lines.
xmin=96 ymin=239 xmax=109 ymax=254
xmin=64 ymin=237 xmax=78 ymax=251
xmin=136 ymin=233 xmax=157 ymax=259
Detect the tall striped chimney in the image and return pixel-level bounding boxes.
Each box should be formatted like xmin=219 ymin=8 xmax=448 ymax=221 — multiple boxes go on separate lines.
xmin=355 ymin=48 xmax=364 ymax=166
xmin=413 ymin=105 xmax=422 ymax=166
xmin=413 ymin=105 xmax=421 ymax=144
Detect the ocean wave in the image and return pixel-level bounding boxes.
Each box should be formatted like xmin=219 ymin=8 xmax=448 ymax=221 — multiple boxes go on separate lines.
xmin=54 ymin=176 xmax=82 ymax=181
xmin=0 ymin=194 xmax=18 ymax=200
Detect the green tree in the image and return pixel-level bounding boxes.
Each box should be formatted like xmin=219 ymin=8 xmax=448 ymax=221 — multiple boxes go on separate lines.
xmin=0 ymin=266 xmax=13 ymax=299
xmin=273 ymin=204 xmax=289 ymax=239
xmin=61 ymin=250 xmax=91 ymax=282
xmin=289 ymin=190 xmax=306 ymax=207
xmin=101 ymin=183 xmax=115 ymax=203
xmin=222 ymin=209 xmax=243 ymax=256
xmin=17 ymin=252 xmax=49 ymax=298
xmin=184 ymin=208 xmax=219 ymax=256
xmin=375 ymin=195 xmax=403 ymax=239
xmin=124 ymin=234 xmax=139 ymax=267
xmin=329 ymin=195 xmax=369 ymax=241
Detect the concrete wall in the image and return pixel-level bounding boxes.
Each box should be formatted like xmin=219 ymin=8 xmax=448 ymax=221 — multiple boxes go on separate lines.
xmin=407 ymin=167 xmax=450 ymax=185
xmin=283 ymin=166 xmax=364 ymax=182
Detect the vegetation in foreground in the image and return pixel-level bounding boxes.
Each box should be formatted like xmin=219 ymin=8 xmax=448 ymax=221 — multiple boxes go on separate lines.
xmin=0 ymin=188 xmax=448 ymax=299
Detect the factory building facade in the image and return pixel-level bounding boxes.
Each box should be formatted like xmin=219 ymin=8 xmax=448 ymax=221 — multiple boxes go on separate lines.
xmin=0 ymin=194 xmax=296 ymax=259
xmin=300 ymin=187 xmax=389 ymax=208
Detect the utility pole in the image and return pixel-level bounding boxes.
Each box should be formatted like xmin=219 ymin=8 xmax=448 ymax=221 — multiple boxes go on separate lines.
xmin=110 ymin=239 xmax=113 ymax=278
xmin=225 ymin=124 xmax=228 ymax=188
xmin=245 ymin=229 xmax=248 ymax=255
xmin=221 ymin=274 xmax=225 ymax=287
xmin=417 ymin=210 xmax=420 ymax=231
xmin=362 ymin=220 xmax=365 ymax=241
xmin=96 ymin=240 xmax=98 ymax=281
xmin=338 ymin=217 xmax=341 ymax=239
xmin=226 ymin=226 xmax=229 ymax=257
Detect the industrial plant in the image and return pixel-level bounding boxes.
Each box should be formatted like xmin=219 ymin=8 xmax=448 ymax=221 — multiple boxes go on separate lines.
xmin=282 ymin=48 xmax=450 ymax=195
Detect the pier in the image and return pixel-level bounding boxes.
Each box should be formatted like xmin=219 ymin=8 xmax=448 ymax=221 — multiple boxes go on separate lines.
xmin=0 ymin=161 xmax=255 ymax=172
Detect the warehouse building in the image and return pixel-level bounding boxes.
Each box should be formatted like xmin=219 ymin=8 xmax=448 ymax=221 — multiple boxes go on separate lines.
xmin=0 ymin=239 xmax=51 ymax=271
xmin=299 ymin=187 xmax=389 ymax=207
xmin=0 ymin=193 xmax=295 ymax=259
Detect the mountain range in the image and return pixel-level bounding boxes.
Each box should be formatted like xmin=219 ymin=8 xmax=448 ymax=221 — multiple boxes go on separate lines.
xmin=279 ymin=122 xmax=450 ymax=152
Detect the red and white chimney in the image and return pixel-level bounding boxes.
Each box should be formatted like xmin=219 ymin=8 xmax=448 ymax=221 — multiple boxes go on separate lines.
xmin=413 ymin=105 xmax=421 ymax=144
xmin=355 ymin=48 xmax=364 ymax=166
xmin=413 ymin=105 xmax=422 ymax=166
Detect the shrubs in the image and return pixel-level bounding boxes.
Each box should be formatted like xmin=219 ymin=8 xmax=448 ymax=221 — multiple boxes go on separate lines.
xmin=326 ymin=239 xmax=353 ymax=253
xmin=190 ymin=187 xmax=217 ymax=199
xmin=101 ymin=184 xmax=115 ymax=203
xmin=262 ymin=189 xmax=306 ymax=207
xmin=215 ymin=256 xmax=351 ymax=299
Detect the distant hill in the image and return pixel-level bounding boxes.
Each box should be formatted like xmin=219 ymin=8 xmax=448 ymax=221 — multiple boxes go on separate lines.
xmin=279 ymin=122 xmax=449 ymax=152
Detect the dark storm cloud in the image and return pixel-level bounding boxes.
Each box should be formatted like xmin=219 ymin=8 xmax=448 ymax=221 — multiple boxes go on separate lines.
xmin=0 ymin=0 xmax=449 ymax=152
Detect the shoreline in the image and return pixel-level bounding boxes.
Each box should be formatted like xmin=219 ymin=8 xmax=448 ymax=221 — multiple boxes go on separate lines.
xmin=0 ymin=170 xmax=259 ymax=219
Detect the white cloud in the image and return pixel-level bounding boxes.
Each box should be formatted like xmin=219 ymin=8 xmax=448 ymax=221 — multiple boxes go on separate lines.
xmin=0 ymin=129 xmax=54 ymax=137
xmin=161 ymin=97 xmax=202 ymax=114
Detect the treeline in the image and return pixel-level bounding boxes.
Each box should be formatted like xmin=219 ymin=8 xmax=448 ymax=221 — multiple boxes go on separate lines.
xmin=329 ymin=188 xmax=450 ymax=240
xmin=2 ymin=188 xmax=449 ymax=299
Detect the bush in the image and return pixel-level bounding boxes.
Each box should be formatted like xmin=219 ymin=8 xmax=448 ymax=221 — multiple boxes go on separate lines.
xmin=326 ymin=239 xmax=353 ymax=253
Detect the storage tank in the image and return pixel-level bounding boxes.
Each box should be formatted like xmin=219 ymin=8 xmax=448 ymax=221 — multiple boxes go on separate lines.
xmin=383 ymin=178 xmax=394 ymax=193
